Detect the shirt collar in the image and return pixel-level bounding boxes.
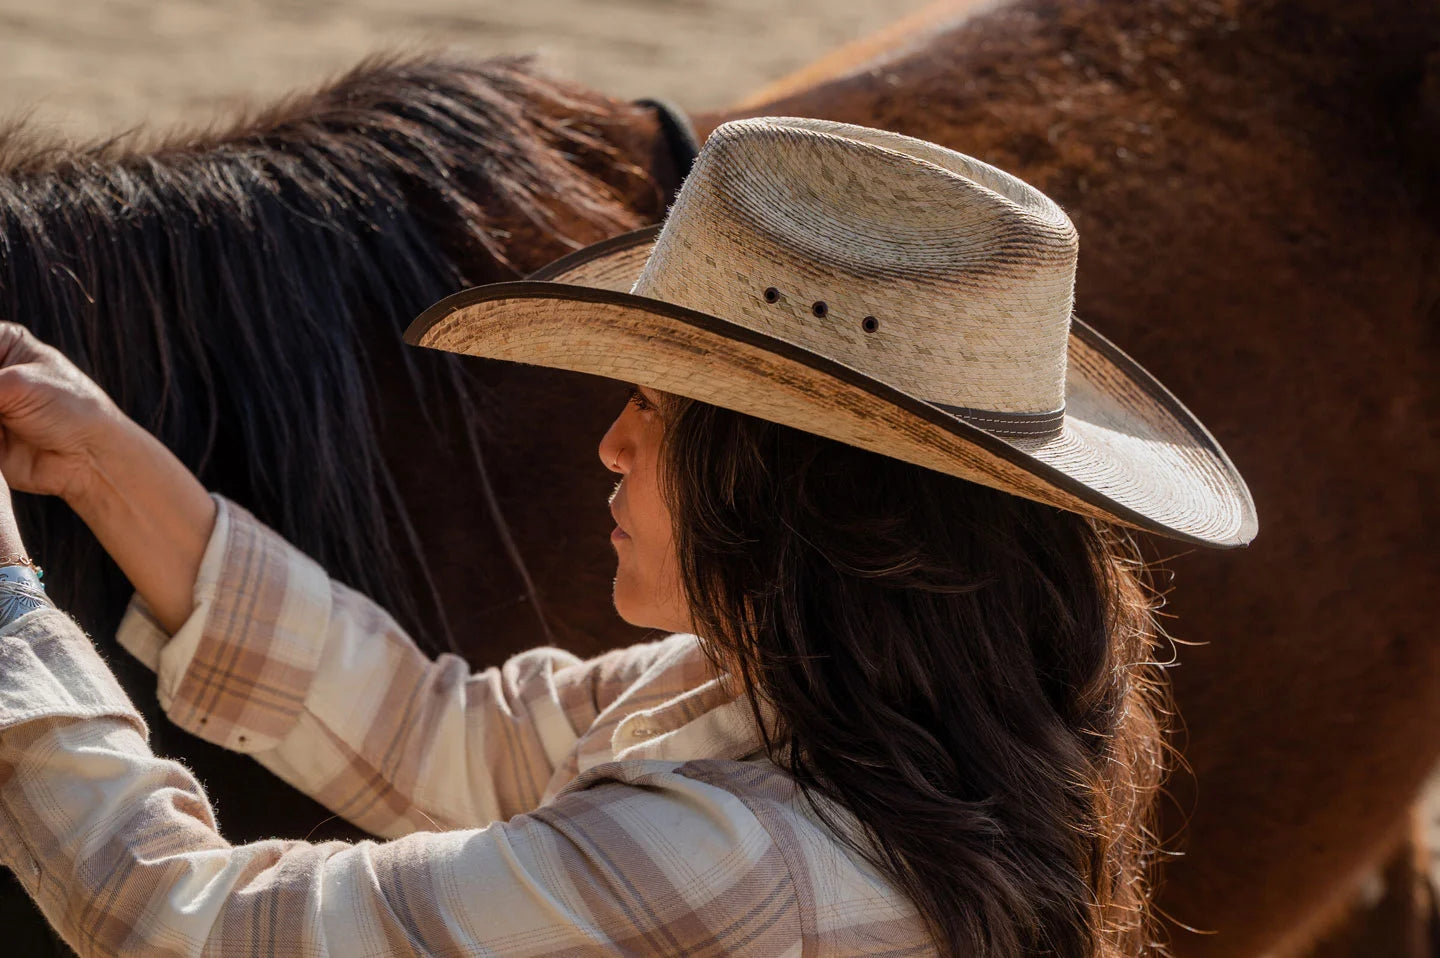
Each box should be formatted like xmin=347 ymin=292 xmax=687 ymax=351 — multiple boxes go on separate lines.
xmin=611 ymin=674 xmax=769 ymax=763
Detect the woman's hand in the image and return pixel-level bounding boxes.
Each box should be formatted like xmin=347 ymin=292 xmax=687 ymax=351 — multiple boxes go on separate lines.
xmin=0 ymin=322 xmax=216 ymax=632
xmin=0 ymin=322 xmax=127 ymax=505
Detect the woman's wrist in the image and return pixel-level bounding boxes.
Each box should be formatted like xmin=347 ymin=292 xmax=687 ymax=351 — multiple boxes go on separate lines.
xmin=60 ymin=414 xmax=157 ymax=521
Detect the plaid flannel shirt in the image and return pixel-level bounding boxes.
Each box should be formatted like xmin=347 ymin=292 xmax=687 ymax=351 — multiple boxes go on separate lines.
xmin=0 ymin=496 xmax=929 ymax=956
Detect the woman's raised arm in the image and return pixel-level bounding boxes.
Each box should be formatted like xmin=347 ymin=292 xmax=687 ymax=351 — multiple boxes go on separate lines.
xmin=0 ymin=322 xmax=215 ymax=633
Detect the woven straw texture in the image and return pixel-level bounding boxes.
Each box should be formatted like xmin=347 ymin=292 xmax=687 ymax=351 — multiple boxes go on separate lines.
xmin=407 ymin=118 xmax=1256 ymax=548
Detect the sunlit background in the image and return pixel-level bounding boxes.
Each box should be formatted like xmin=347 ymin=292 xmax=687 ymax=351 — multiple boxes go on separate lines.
xmin=0 ymin=0 xmax=934 ymax=139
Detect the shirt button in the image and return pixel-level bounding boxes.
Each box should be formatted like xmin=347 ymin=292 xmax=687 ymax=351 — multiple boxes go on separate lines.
xmin=631 ymin=726 xmax=651 ymax=739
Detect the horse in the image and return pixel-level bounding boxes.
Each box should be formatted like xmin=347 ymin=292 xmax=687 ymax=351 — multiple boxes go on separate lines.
xmin=703 ymin=0 xmax=1440 ymax=953
xmin=1 ymin=2 xmax=1436 ymax=955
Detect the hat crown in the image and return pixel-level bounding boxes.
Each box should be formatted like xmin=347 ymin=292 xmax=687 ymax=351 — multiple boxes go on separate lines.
xmin=631 ymin=117 xmax=1079 ymax=421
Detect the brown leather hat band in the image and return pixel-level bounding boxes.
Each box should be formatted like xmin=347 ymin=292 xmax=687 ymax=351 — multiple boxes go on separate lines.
xmin=930 ymin=401 xmax=1066 ymax=438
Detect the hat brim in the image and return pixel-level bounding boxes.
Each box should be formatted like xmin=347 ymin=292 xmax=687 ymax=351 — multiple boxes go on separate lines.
xmin=405 ymin=226 xmax=1257 ymax=548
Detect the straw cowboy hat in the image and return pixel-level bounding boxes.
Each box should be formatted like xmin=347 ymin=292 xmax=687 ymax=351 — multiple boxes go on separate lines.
xmin=405 ymin=117 xmax=1257 ymax=548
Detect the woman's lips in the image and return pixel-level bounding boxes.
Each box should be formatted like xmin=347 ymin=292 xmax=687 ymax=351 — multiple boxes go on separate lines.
xmin=609 ymin=504 xmax=630 ymax=540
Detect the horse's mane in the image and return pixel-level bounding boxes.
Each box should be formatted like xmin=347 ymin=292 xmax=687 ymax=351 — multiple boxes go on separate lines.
xmin=0 ymin=54 xmax=661 ymax=652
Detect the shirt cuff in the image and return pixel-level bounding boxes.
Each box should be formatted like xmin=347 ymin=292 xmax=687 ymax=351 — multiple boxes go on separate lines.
xmin=0 ymin=607 xmax=145 ymax=736
xmin=115 ymin=494 xmax=334 ymax=754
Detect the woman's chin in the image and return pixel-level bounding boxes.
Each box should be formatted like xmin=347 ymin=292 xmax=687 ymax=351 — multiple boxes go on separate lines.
xmin=611 ymin=566 xmax=690 ymax=633
xmin=611 ymin=590 xmax=676 ymax=633
xmin=610 ymin=583 xmax=647 ymax=628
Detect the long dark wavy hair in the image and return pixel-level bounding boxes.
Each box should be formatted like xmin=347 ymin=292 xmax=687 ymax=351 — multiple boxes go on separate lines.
xmin=656 ymin=395 xmax=1170 ymax=957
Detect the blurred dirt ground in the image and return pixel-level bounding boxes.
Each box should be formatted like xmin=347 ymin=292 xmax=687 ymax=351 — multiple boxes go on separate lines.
xmin=0 ymin=0 xmax=933 ymax=140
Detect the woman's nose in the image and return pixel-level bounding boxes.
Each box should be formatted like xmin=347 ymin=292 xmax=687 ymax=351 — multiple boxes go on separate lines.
xmin=598 ymin=414 xmax=628 ymax=474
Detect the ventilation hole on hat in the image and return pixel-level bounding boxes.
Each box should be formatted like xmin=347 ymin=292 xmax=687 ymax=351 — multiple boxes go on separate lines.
xmin=862 ymin=316 xmax=880 ymax=333
xmin=763 ymin=287 xmax=780 ymax=303
xmin=812 ymin=301 xmax=828 ymax=318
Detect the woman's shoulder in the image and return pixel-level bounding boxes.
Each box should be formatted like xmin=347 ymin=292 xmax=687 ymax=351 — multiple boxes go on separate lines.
xmin=546 ymin=756 xmax=930 ymax=954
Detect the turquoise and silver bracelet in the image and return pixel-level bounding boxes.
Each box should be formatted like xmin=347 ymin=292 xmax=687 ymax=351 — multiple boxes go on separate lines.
xmin=0 ymin=558 xmax=52 ymax=626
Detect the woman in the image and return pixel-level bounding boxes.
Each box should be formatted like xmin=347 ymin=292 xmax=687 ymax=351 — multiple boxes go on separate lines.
xmin=0 ymin=118 xmax=1255 ymax=956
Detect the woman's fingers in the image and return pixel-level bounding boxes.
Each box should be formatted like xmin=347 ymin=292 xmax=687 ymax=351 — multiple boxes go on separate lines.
xmin=0 ymin=321 xmax=48 ymax=371
xmin=0 ymin=325 xmax=123 ymax=500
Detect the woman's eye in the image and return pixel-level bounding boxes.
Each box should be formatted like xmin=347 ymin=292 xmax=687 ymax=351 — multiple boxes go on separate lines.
xmin=627 ymin=387 xmax=653 ymax=412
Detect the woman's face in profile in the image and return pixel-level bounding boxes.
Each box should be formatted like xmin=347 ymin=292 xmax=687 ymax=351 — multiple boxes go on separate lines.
xmin=599 ymin=384 xmax=691 ymax=634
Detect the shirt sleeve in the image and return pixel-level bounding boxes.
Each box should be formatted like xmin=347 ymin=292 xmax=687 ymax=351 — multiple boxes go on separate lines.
xmin=0 ymin=608 xmax=802 ymax=958
xmin=113 ymin=495 xmax=672 ymax=837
